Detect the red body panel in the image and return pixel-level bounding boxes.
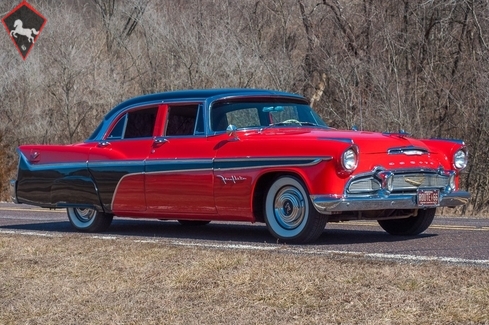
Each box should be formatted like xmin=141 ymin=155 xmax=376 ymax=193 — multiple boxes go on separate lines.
xmin=145 ymin=137 xmax=217 ymax=216
xmin=18 ymin=143 xmax=92 ymax=165
xmin=88 ymin=138 xmax=153 ymax=215
xmin=112 ymin=174 xmax=146 ymax=212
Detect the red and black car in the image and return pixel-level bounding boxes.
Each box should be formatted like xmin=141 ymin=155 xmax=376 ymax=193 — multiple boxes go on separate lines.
xmin=10 ymin=89 xmax=470 ymax=243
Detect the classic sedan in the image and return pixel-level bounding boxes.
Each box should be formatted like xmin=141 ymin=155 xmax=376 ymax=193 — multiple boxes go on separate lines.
xmin=10 ymin=89 xmax=470 ymax=243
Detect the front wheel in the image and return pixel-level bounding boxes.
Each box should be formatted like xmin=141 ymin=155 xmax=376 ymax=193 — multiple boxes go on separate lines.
xmin=264 ymin=176 xmax=327 ymax=243
xmin=377 ymin=208 xmax=436 ymax=236
xmin=67 ymin=207 xmax=113 ymax=232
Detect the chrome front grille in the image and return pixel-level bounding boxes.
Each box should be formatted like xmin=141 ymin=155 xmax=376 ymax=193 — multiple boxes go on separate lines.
xmin=348 ymin=179 xmax=381 ymax=193
xmin=347 ymin=171 xmax=449 ymax=194
xmin=392 ymin=173 xmax=448 ymax=191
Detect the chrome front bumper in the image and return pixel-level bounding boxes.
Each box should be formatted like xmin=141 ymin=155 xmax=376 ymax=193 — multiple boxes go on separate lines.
xmin=10 ymin=179 xmax=18 ymax=204
xmin=311 ymin=191 xmax=471 ymax=214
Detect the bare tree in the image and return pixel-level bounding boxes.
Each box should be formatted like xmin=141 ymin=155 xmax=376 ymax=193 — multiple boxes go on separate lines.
xmin=1 ymin=0 xmax=489 ymax=213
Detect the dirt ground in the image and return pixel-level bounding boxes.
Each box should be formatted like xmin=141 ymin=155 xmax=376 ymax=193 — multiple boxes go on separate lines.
xmin=1 ymin=233 xmax=488 ymax=325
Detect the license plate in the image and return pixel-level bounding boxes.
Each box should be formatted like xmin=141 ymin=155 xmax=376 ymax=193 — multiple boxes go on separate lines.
xmin=417 ymin=189 xmax=440 ymax=207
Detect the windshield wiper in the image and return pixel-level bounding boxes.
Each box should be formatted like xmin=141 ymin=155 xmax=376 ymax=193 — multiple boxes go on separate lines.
xmin=269 ymin=120 xmax=318 ymax=127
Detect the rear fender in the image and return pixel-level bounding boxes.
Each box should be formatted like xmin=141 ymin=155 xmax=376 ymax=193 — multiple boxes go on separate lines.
xmin=51 ymin=176 xmax=103 ymax=211
xmin=17 ymin=144 xmax=92 ymax=165
xmin=15 ymin=145 xmax=104 ymax=211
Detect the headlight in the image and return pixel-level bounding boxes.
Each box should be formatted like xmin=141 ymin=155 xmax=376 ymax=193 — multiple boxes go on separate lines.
xmin=453 ymin=149 xmax=468 ymax=170
xmin=341 ymin=147 xmax=358 ymax=171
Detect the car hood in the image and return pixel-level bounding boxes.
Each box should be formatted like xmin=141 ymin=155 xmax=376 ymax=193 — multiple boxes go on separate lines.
xmin=251 ymin=127 xmax=431 ymax=154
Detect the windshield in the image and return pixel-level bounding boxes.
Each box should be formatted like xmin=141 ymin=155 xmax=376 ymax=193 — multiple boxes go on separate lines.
xmin=210 ymin=101 xmax=328 ymax=131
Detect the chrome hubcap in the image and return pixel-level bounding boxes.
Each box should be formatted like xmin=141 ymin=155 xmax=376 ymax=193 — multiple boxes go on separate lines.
xmin=74 ymin=208 xmax=95 ymax=223
xmin=273 ymin=186 xmax=305 ymax=230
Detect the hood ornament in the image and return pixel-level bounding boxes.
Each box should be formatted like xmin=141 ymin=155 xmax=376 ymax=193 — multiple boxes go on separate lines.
xmin=404 ymin=176 xmax=425 ymax=187
xmin=388 ymin=146 xmax=428 ymax=156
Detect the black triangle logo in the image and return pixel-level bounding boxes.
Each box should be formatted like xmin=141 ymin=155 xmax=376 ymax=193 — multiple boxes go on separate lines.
xmin=2 ymin=1 xmax=47 ymax=60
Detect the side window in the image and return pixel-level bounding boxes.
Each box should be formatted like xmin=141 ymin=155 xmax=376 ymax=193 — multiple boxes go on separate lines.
xmin=166 ymin=105 xmax=198 ymax=136
xmin=107 ymin=107 xmax=157 ymax=139
xmin=124 ymin=107 xmax=158 ymax=138
xmin=195 ymin=105 xmax=205 ymax=134
xmin=108 ymin=115 xmax=127 ymax=139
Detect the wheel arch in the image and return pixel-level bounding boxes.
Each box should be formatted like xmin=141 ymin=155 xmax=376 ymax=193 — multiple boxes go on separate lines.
xmin=252 ymin=170 xmax=311 ymax=223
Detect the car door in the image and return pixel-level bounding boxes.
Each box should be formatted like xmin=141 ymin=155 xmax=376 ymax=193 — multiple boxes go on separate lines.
xmin=145 ymin=103 xmax=218 ymax=216
xmin=210 ymin=105 xmax=265 ymax=221
xmin=88 ymin=106 xmax=162 ymax=214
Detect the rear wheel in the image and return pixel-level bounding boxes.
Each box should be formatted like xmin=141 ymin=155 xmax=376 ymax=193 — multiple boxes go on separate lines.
xmin=264 ymin=176 xmax=327 ymax=243
xmin=67 ymin=207 xmax=113 ymax=232
xmin=377 ymin=208 xmax=436 ymax=236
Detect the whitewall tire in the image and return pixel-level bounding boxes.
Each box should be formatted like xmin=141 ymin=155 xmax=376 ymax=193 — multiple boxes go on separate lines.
xmin=264 ymin=176 xmax=327 ymax=243
xmin=67 ymin=207 xmax=113 ymax=232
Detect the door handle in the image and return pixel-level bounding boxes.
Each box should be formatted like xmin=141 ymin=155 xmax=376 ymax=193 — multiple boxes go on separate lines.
xmin=98 ymin=141 xmax=110 ymax=147
xmin=153 ymin=138 xmax=168 ymax=147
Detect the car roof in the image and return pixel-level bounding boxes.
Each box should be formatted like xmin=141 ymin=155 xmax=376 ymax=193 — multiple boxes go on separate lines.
xmin=104 ymin=88 xmax=306 ymax=120
xmin=87 ymin=88 xmax=308 ymax=141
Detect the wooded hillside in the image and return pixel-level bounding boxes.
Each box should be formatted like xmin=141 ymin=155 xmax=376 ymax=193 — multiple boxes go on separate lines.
xmin=0 ymin=0 xmax=487 ymax=214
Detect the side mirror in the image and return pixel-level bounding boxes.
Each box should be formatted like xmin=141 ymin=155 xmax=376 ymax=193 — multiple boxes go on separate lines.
xmin=226 ymin=125 xmax=239 ymax=140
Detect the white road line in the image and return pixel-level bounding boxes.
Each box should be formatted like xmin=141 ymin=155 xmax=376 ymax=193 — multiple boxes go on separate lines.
xmin=0 ymin=229 xmax=62 ymax=238
xmin=0 ymin=216 xmax=64 ymax=221
xmin=331 ymin=221 xmax=489 ymax=232
xmin=90 ymin=235 xmax=118 ymax=240
xmin=0 ymin=207 xmax=65 ymax=213
xmin=167 ymin=239 xmax=489 ymax=266
xmin=1 ymin=229 xmax=487 ymax=267
xmin=358 ymin=252 xmax=489 ymax=266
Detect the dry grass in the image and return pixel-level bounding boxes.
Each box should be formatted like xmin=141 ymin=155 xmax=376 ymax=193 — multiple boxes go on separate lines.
xmin=0 ymin=233 xmax=488 ymax=325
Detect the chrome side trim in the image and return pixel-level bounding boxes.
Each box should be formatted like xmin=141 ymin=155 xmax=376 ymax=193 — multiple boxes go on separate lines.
xmin=88 ymin=160 xmax=145 ymax=168
xmin=9 ymin=180 xmax=18 ymax=204
xmin=317 ymin=137 xmax=354 ymax=144
xmin=429 ymin=138 xmax=465 ymax=145
xmin=145 ymin=168 xmax=213 ymax=175
xmin=214 ymin=157 xmax=330 ymax=171
xmin=310 ymin=191 xmax=471 ymax=214
xmin=19 ymin=161 xmax=88 ymax=171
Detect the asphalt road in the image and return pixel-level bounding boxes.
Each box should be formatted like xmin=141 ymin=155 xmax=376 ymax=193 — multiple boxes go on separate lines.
xmin=1 ymin=202 xmax=488 ymax=265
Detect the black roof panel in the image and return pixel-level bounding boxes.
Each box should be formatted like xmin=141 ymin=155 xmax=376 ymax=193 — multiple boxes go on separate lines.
xmin=105 ymin=88 xmax=305 ymax=120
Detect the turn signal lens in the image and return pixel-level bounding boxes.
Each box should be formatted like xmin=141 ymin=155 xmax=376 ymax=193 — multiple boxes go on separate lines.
xmin=453 ymin=149 xmax=468 ymax=170
xmin=449 ymin=173 xmax=456 ymax=191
